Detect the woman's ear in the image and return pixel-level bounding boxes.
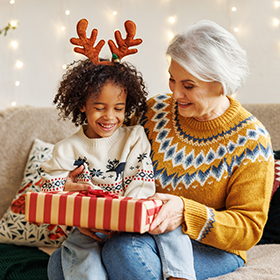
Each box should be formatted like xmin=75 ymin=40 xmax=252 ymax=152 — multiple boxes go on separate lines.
xmin=219 ymin=84 xmax=224 ymax=96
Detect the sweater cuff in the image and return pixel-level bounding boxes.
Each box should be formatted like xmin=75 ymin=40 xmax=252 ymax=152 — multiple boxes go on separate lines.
xmin=180 ymin=197 xmax=208 ymax=240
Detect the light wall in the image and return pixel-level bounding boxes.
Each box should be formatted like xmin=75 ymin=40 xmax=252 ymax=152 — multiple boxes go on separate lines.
xmin=0 ymin=0 xmax=279 ymax=110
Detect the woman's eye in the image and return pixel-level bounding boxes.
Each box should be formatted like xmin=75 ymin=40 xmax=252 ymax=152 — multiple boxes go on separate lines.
xmin=184 ymin=86 xmax=193 ymax=90
xmin=169 ymin=78 xmax=175 ymax=82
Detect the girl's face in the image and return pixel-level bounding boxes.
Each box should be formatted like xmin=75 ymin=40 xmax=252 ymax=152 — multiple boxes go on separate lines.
xmin=168 ymin=59 xmax=226 ymax=121
xmin=81 ymin=82 xmax=127 ymax=138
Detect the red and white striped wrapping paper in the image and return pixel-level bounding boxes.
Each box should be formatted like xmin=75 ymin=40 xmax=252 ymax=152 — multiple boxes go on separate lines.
xmin=25 ymin=191 xmax=162 ymax=233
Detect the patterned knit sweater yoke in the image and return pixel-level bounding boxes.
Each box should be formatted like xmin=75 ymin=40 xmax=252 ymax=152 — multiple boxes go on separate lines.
xmin=140 ymin=94 xmax=274 ymax=261
xmin=39 ymin=125 xmax=155 ymax=199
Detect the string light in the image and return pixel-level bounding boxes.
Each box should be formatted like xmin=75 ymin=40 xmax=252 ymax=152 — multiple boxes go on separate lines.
xmin=2 ymin=1 xmax=280 ymax=110
xmin=168 ymin=16 xmax=176 ymax=24
xmin=168 ymin=31 xmax=175 ymax=40
xmin=9 ymin=20 xmax=18 ymax=28
xmin=273 ymin=18 xmax=280 ymax=26
xmin=15 ymin=60 xmax=23 ymax=68
xmin=11 ymin=40 xmax=18 ymax=49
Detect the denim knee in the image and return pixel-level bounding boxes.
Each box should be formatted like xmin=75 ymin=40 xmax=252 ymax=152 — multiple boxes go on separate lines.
xmin=48 ymin=248 xmax=64 ymax=280
xmin=102 ymin=232 xmax=163 ymax=280
xmin=191 ymin=240 xmax=244 ymax=280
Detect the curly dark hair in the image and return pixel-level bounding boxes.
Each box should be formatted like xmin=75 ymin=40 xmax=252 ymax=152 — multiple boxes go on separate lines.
xmin=53 ymin=59 xmax=148 ymax=126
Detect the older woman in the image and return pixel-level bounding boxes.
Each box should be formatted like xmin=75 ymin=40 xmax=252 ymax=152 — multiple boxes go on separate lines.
xmin=48 ymin=20 xmax=274 ymax=280
xmin=100 ymin=20 xmax=274 ymax=279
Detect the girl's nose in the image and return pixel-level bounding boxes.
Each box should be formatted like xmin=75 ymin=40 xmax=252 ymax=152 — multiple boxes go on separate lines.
xmin=105 ymin=109 xmax=114 ymax=120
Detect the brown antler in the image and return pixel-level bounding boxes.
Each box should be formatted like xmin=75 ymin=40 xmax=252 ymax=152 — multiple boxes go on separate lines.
xmin=108 ymin=20 xmax=143 ymax=62
xmin=70 ymin=18 xmax=105 ymax=65
xmin=70 ymin=19 xmax=142 ymax=65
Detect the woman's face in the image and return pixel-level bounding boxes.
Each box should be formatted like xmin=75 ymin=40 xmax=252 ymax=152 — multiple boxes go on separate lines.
xmin=168 ymin=59 xmax=225 ymax=121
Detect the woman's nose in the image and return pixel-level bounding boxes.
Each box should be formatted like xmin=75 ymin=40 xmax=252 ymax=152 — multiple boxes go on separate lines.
xmin=172 ymin=85 xmax=184 ymax=100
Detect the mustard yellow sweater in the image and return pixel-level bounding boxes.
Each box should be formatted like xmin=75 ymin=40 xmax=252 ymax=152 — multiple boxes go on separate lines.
xmin=138 ymin=94 xmax=274 ymax=262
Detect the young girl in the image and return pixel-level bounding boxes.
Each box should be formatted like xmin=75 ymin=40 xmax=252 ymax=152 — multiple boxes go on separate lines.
xmin=42 ymin=58 xmax=196 ymax=280
xmin=39 ymin=58 xmax=156 ymax=279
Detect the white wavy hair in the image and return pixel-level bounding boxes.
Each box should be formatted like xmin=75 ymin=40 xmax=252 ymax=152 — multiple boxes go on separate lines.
xmin=166 ymin=20 xmax=250 ymax=96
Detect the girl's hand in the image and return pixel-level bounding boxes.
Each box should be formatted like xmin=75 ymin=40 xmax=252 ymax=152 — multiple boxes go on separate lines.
xmin=64 ymin=165 xmax=92 ymax=191
xmin=148 ymin=193 xmax=185 ymax=235
xmin=77 ymin=227 xmax=116 ymax=241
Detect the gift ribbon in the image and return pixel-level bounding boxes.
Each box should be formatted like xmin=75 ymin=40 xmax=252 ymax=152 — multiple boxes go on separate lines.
xmin=78 ymin=189 xmax=119 ymax=199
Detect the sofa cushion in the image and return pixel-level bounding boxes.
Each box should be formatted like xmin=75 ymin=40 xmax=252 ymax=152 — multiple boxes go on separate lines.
xmin=0 ymin=138 xmax=68 ymax=247
xmin=0 ymin=106 xmax=78 ymax=220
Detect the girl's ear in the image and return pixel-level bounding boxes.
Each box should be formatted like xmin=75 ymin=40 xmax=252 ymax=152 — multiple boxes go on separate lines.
xmin=80 ymin=106 xmax=85 ymax=113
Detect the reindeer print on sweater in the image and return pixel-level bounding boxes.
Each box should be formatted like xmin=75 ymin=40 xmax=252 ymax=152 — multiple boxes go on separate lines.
xmin=40 ymin=125 xmax=155 ymax=198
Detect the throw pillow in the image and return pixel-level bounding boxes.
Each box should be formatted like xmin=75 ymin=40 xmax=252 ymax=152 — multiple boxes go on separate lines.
xmin=0 ymin=138 xmax=68 ymax=247
xmin=271 ymin=155 xmax=280 ymax=198
xmin=258 ymin=150 xmax=280 ymax=244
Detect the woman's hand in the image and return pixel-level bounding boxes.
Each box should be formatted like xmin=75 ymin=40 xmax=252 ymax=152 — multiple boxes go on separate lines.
xmin=148 ymin=193 xmax=185 ymax=235
xmin=64 ymin=165 xmax=92 ymax=191
xmin=77 ymin=227 xmax=116 ymax=242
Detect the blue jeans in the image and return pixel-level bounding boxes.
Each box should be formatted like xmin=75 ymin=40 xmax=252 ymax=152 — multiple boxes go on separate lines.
xmin=59 ymin=228 xmax=108 ymax=280
xmin=48 ymin=228 xmax=244 ymax=280
xmin=48 ymin=227 xmax=195 ymax=280
xmin=102 ymin=231 xmax=244 ymax=280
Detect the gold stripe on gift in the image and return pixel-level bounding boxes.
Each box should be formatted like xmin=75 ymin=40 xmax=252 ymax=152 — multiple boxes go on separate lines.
xmin=126 ymin=199 xmax=135 ymax=232
xmin=51 ymin=193 xmax=60 ymax=225
xmin=36 ymin=192 xmax=45 ymax=223
xmin=95 ymin=198 xmax=105 ymax=229
xmin=111 ymin=198 xmax=121 ymax=231
xmin=80 ymin=196 xmax=90 ymax=227
xmin=25 ymin=193 xmax=30 ymax=221
xmin=65 ymin=193 xmax=77 ymax=226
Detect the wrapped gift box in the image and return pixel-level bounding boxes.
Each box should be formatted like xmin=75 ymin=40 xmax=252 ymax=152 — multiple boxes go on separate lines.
xmin=25 ymin=191 xmax=162 ymax=233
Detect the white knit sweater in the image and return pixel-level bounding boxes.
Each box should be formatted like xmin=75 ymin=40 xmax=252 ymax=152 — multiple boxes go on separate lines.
xmin=39 ymin=125 xmax=155 ymax=198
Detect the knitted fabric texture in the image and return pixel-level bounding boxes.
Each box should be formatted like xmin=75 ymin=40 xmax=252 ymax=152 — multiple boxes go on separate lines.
xmin=139 ymin=94 xmax=274 ymax=262
xmin=0 ymin=244 xmax=49 ymax=280
xmin=40 ymin=125 xmax=155 ymax=199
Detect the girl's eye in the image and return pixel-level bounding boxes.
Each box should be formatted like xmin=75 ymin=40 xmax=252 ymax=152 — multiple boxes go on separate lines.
xmin=115 ymin=108 xmax=124 ymax=112
xmin=95 ymin=107 xmax=104 ymax=111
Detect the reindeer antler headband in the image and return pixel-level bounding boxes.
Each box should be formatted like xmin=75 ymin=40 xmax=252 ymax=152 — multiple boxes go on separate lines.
xmin=70 ymin=18 xmax=143 ymax=65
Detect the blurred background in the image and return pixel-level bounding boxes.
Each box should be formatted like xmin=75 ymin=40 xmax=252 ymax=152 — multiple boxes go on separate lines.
xmin=0 ymin=0 xmax=279 ymax=110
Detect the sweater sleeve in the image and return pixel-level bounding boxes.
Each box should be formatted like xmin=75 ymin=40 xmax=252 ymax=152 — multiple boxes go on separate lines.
xmin=122 ymin=125 xmax=156 ymax=199
xmin=181 ymin=143 xmax=274 ymax=253
xmin=39 ymin=139 xmax=77 ymax=192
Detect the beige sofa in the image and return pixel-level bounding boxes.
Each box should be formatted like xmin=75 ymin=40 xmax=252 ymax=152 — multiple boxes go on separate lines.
xmin=0 ymin=104 xmax=279 ymax=279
